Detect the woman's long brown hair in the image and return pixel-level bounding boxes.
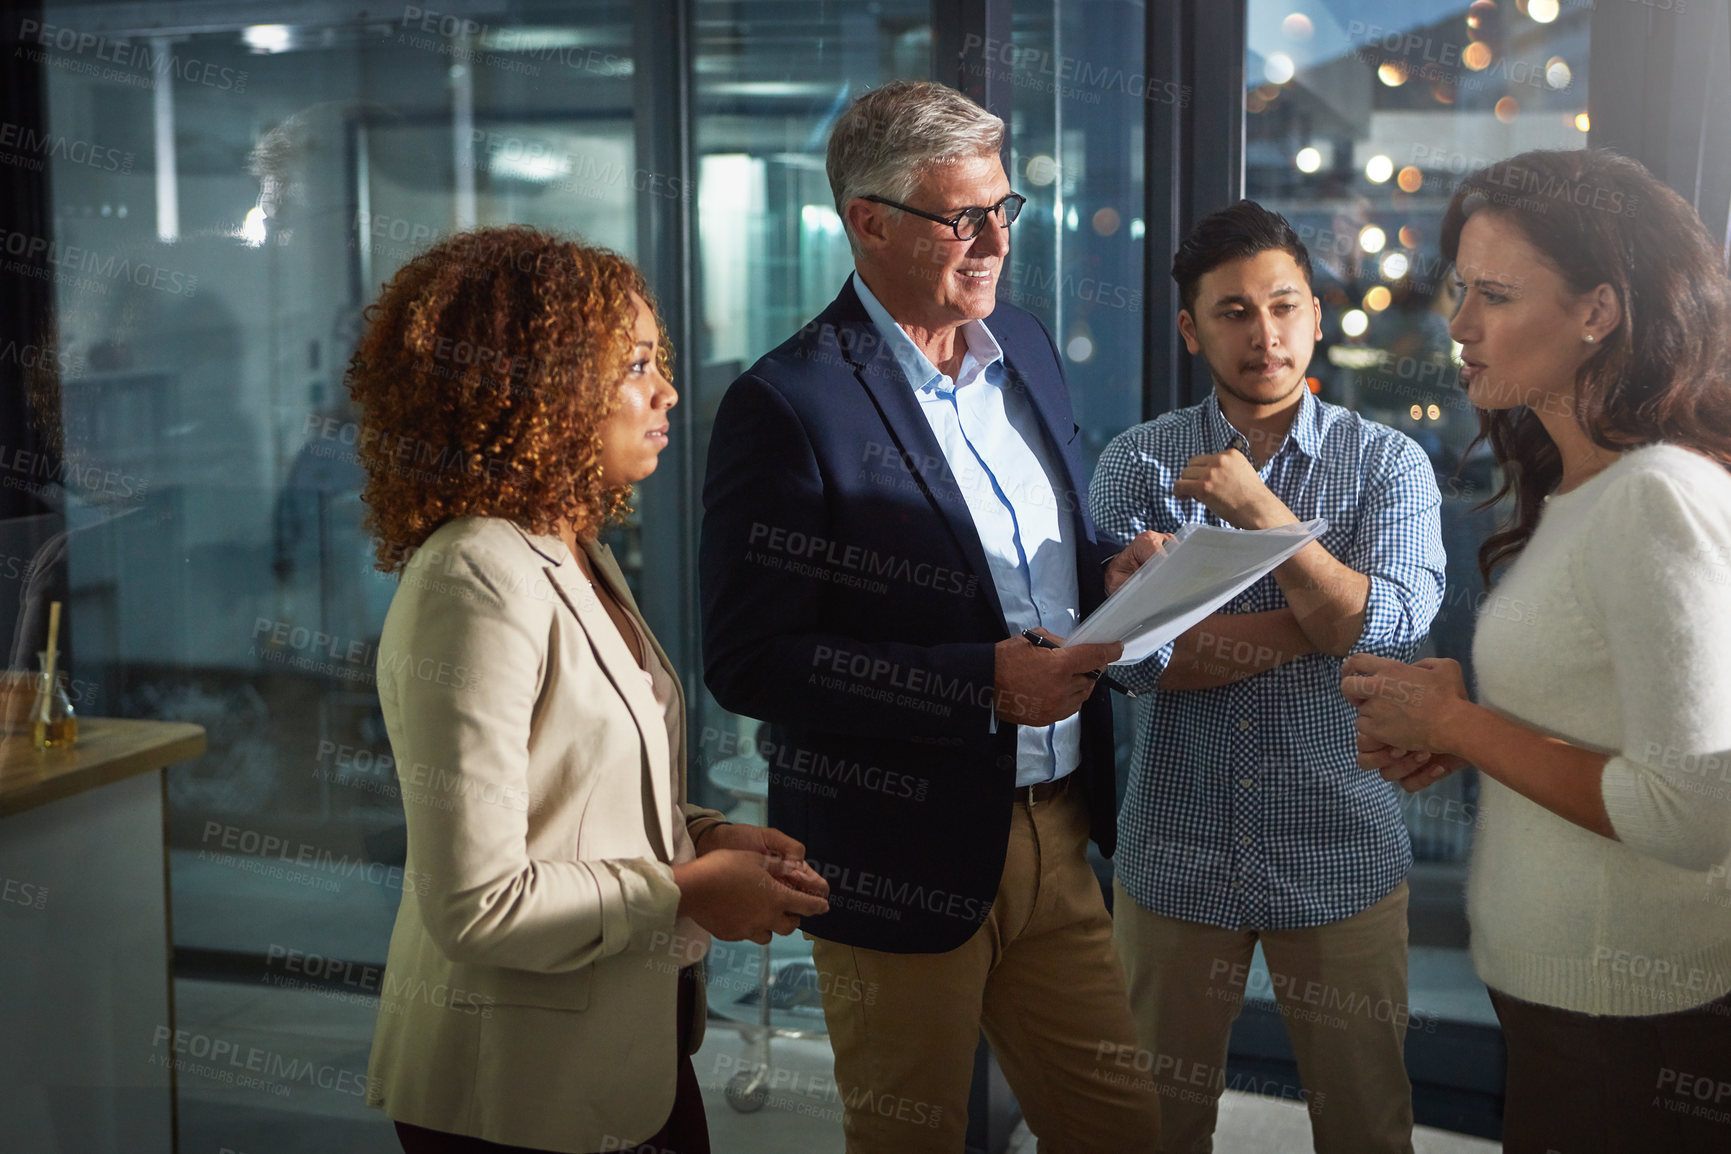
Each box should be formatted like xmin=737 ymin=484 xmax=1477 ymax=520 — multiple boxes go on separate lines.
xmin=1439 ymin=149 xmax=1731 ymax=584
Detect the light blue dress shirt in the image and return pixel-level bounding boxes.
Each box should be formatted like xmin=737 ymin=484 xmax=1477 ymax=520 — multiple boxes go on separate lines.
xmin=853 ymin=272 xmax=1080 ymax=787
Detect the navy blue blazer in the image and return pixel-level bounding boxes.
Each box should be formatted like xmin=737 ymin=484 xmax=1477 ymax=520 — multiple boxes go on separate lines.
xmin=699 ymin=279 xmax=1118 ymax=953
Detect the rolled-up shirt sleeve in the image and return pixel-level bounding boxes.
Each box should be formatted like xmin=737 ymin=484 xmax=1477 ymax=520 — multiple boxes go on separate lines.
xmin=1346 ymin=435 xmax=1446 ymax=659
xmin=1587 ymin=467 xmax=1731 ymax=872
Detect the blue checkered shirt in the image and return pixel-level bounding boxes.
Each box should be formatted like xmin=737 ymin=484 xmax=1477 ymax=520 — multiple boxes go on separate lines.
xmin=1090 ymin=390 xmax=1445 ymax=930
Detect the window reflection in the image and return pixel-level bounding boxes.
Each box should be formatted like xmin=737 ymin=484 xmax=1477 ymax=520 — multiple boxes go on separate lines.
xmin=15 ymin=5 xmax=641 ymax=1148
xmin=685 ymin=1 xmax=932 ymax=1096
xmin=1246 ymin=0 xmax=1592 ymax=1033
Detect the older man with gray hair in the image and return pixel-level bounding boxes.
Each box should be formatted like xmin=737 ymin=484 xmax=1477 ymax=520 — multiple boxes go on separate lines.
xmin=701 ymin=80 xmax=1164 ymax=1151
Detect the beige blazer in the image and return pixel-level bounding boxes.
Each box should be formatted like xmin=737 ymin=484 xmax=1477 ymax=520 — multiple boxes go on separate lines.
xmin=365 ymin=515 xmax=726 ymax=1153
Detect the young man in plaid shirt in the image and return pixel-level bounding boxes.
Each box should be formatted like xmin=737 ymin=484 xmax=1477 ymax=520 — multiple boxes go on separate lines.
xmin=1090 ymin=200 xmax=1445 ymax=1153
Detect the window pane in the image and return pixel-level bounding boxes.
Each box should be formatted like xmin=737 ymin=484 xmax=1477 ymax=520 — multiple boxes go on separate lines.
xmin=687 ymin=4 xmax=927 ymax=1144
xmin=1245 ymin=0 xmax=1592 ymax=1033
xmin=1011 ymin=0 xmax=1148 ymax=468
xmin=11 ymin=4 xmax=636 ymax=1149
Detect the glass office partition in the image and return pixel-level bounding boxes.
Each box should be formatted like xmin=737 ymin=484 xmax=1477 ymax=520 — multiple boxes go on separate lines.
xmin=1007 ymin=0 xmax=1150 ymax=814
xmin=9 ymin=0 xmax=1643 ymax=1147
xmin=1009 ymin=0 xmax=1148 ymax=466
xmin=9 ymin=4 xmax=639 ymax=1149
xmin=685 ymin=4 xmax=929 ymax=1147
xmin=1242 ymin=0 xmax=1591 ymax=1135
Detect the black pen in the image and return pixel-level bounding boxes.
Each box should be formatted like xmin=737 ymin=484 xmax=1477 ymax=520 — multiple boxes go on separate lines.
xmin=1020 ymin=628 xmax=1137 ymax=698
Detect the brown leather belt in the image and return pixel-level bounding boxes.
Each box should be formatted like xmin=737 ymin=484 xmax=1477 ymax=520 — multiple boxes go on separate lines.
xmin=1020 ymin=775 xmax=1072 ymax=807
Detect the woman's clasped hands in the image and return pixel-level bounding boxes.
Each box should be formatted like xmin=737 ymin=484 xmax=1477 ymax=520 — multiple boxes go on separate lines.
xmin=1340 ymin=655 xmax=1474 ymax=794
xmin=674 ymin=823 xmax=831 ymax=945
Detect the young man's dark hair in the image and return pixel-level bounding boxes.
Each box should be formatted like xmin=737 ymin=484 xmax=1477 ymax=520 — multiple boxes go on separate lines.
xmin=1172 ymin=199 xmax=1314 ymax=313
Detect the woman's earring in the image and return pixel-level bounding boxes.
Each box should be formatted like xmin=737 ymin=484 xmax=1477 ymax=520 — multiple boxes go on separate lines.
xmin=1583 ymin=333 xmax=1596 ymax=343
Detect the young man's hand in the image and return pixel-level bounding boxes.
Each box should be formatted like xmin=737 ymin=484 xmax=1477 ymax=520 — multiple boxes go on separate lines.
xmin=1174 ymin=450 xmax=1297 ymax=530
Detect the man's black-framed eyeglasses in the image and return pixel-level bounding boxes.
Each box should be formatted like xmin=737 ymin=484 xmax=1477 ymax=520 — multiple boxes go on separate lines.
xmin=862 ymin=192 xmax=1026 ymax=241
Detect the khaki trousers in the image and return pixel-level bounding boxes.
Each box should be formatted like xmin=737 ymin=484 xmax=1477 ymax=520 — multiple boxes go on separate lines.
xmin=1112 ymin=880 xmax=1415 ymax=1154
xmin=810 ymin=787 xmax=1162 ymax=1153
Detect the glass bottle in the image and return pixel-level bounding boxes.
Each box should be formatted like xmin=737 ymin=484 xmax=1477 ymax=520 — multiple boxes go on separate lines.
xmin=30 ymin=651 xmax=77 ymax=750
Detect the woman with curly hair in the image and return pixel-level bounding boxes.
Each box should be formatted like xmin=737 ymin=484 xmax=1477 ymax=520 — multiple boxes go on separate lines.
xmin=349 ymin=226 xmax=828 ymax=1154
xmin=1341 ymin=151 xmax=1731 ymax=1151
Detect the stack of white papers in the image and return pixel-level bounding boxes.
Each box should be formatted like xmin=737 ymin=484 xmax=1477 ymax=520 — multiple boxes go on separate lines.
xmin=1068 ymin=519 xmax=1328 ymax=664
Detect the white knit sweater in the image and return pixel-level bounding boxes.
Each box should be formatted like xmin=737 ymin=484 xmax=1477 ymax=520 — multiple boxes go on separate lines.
xmin=1467 ymin=443 xmax=1731 ymax=1015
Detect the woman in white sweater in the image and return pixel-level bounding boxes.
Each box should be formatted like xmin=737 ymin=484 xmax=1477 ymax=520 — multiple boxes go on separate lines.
xmin=1342 ymin=149 xmax=1731 ymax=1153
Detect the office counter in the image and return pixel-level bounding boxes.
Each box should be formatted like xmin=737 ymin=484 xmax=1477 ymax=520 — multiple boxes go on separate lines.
xmin=1 ymin=719 xmax=207 ymax=1154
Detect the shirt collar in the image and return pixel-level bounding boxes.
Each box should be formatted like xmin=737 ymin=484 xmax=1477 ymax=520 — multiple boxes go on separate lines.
xmin=852 ymin=271 xmax=1003 ymax=395
xmin=1203 ymin=385 xmax=1321 ymax=464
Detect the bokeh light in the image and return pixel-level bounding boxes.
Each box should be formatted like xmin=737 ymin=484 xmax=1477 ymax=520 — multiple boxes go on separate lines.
xmin=1265 ymin=53 xmax=1296 ymax=84
xmin=1381 ymin=252 xmax=1410 ymax=280
xmin=1358 ymin=225 xmax=1387 ymax=254
xmin=1397 ymin=166 xmax=1424 ymax=193
xmin=1365 ymin=285 xmax=1393 ymax=312
xmin=1342 ymin=310 xmax=1370 ymax=338
xmin=1295 ymin=146 xmax=1323 ymax=173
xmin=1463 ymin=42 xmax=1494 ymax=71
xmin=1546 ymin=57 xmax=1572 ymax=89
xmin=1495 ymin=96 xmax=1520 ymax=123
xmin=1378 ymin=62 xmax=1408 ymax=87
xmin=1365 ymin=155 xmax=1394 ymax=184
xmin=1575 ymin=112 xmax=1591 ymax=132
xmin=1530 ymin=0 xmax=1560 ymax=22
xmin=1283 ymin=13 xmax=1315 ymax=41
xmin=1399 ymin=225 xmax=1422 ymax=249
xmin=1467 ymin=0 xmax=1499 ymax=34
xmin=1091 ymin=207 xmax=1120 ymax=236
